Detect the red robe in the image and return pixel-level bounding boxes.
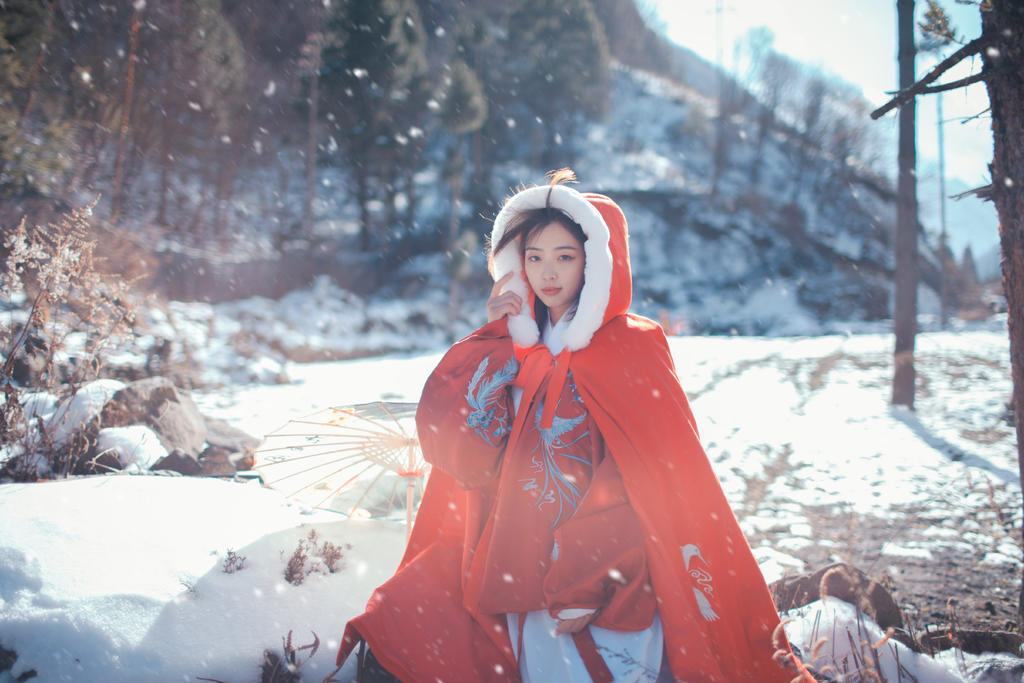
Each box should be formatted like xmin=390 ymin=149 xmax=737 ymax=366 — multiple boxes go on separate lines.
xmin=337 ymin=186 xmax=811 ymax=682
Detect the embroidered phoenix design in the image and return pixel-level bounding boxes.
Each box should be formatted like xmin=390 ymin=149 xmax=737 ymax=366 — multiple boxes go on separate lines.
xmin=520 ymin=394 xmax=590 ymax=527
xmin=465 ymin=356 xmax=517 ymax=445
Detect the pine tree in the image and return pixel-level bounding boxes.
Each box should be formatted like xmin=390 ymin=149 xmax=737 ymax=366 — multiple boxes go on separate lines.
xmin=453 ymin=16 xmax=506 ymax=219
xmin=0 ymin=0 xmax=73 ymax=198
xmin=320 ymin=0 xmax=428 ymax=252
xmin=505 ymin=0 xmax=610 ymax=166
xmin=440 ymin=59 xmax=487 ymax=249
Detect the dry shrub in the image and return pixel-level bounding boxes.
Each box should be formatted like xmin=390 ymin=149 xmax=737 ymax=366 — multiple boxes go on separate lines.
xmin=222 ymin=549 xmax=247 ymax=574
xmin=90 ymin=222 xmax=158 ymax=289
xmin=1 ymin=199 xmax=140 ymax=480
xmin=282 ymin=529 xmax=350 ymax=586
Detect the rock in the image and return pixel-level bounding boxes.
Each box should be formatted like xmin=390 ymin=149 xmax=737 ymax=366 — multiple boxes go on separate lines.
xmin=919 ymin=628 xmax=1024 ymax=656
xmin=100 ymin=377 xmax=206 ymax=456
xmin=204 ymin=416 xmax=260 ymax=453
xmin=770 ymin=562 xmax=903 ymax=631
xmin=198 ymin=446 xmax=237 ymax=476
xmin=964 ymin=652 xmax=1024 ymax=682
xmin=152 ymin=448 xmax=202 ymax=476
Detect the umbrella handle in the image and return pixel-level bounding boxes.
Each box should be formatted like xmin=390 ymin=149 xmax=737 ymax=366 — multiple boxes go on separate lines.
xmin=406 ymin=443 xmax=416 ymax=544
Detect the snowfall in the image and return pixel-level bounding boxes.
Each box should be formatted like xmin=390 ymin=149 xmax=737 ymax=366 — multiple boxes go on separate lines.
xmin=1 ymin=279 xmax=1020 ymax=683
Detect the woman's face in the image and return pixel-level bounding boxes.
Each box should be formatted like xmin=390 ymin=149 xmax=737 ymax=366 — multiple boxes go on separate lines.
xmin=523 ymin=221 xmax=585 ymax=325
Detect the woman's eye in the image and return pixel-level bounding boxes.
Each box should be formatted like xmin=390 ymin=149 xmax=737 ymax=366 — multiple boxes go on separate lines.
xmin=559 ymin=254 xmax=574 ymax=262
xmin=527 ymin=255 xmax=540 ymax=262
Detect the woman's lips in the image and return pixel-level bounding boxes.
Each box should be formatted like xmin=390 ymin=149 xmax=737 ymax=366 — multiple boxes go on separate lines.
xmin=541 ymin=287 xmax=561 ymax=296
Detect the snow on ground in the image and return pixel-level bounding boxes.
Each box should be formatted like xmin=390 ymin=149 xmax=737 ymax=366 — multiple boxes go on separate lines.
xmin=0 ymin=322 xmax=1017 ymax=682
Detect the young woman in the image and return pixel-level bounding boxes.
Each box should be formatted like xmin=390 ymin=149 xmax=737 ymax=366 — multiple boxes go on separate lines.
xmin=336 ymin=171 xmax=812 ymax=682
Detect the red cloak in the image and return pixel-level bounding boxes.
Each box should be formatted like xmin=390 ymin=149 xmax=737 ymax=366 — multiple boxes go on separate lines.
xmin=336 ymin=186 xmax=811 ymax=682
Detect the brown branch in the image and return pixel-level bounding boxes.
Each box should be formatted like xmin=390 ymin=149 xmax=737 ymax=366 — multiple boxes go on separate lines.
xmin=918 ymin=69 xmax=989 ymax=94
xmin=952 ymin=183 xmax=993 ymax=201
xmin=871 ymin=36 xmax=987 ymax=119
xmin=957 ymin=106 xmax=991 ymax=124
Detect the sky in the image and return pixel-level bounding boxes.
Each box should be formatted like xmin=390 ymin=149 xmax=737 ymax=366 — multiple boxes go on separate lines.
xmin=645 ymin=0 xmax=997 ymax=253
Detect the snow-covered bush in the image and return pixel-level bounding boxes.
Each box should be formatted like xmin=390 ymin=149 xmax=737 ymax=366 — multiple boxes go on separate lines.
xmin=1 ymin=203 xmax=137 ymax=480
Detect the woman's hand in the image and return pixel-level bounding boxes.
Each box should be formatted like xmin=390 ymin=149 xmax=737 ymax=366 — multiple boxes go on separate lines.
xmin=486 ymin=271 xmax=523 ymax=323
xmin=554 ymin=609 xmax=599 ymax=635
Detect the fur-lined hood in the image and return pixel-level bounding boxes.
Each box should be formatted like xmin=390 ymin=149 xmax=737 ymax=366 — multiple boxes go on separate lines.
xmin=489 ymin=184 xmax=632 ymax=351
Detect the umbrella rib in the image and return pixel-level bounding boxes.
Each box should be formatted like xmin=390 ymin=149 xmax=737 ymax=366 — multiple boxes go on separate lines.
xmin=255 ymin=443 xmax=374 ymax=455
xmin=255 ymin=402 xmax=425 ymax=517
xmin=350 ymin=469 xmax=389 ymax=511
xmin=379 ymin=403 xmax=412 ymax=439
xmin=284 ymin=460 xmax=379 ymax=499
xmin=263 ymin=424 xmax=404 ymax=438
xmin=256 ymin=450 xmax=369 ymax=467
xmin=330 ymin=410 xmax=410 ymax=438
xmin=260 ymin=455 xmax=369 ymax=485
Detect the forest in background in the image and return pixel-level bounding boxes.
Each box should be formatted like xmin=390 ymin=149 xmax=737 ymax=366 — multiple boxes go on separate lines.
xmin=0 ymin=0 xmax=921 ymax=287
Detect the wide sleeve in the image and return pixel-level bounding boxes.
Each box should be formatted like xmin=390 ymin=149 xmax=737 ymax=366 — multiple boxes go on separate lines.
xmin=542 ymin=443 xmax=657 ymax=632
xmin=415 ymin=319 xmax=519 ymax=490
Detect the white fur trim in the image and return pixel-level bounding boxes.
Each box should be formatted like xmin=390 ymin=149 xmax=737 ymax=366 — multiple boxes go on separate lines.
xmin=490 ymin=185 xmax=613 ymax=351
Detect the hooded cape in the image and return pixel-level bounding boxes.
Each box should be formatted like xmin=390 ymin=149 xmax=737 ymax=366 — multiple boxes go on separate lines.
xmin=337 ymin=185 xmax=811 ymax=682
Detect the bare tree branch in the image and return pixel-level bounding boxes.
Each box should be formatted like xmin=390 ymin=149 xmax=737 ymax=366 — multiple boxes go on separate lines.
xmin=871 ymin=36 xmax=987 ymax=119
xmin=919 ymin=69 xmax=989 ymax=94
xmin=952 ymin=183 xmax=993 ymax=202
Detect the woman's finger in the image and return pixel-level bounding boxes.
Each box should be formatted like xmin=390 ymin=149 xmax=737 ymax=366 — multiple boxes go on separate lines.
xmin=489 ymin=271 xmax=514 ymax=297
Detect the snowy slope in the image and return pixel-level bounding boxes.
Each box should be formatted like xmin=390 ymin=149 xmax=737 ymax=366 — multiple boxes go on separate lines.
xmin=1 ymin=325 xmax=1017 ymax=682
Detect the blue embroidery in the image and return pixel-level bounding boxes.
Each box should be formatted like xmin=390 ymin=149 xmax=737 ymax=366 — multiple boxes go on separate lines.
xmin=519 ymin=387 xmax=590 ymax=528
xmin=465 ymin=356 xmax=517 ymax=445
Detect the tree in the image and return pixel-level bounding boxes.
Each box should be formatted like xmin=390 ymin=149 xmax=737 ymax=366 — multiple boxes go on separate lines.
xmin=440 ymin=58 xmax=488 ymax=339
xmin=298 ymin=26 xmax=326 ymax=237
xmin=749 ymin=50 xmax=797 ymax=187
xmin=321 ymin=0 xmax=428 ymax=252
xmin=873 ymin=0 xmax=1024 ymax=629
xmin=188 ymin=0 xmax=247 ymax=238
xmin=980 ymin=1 xmax=1024 ymax=625
xmin=440 ymin=59 xmax=487 ymax=250
xmin=0 ymin=0 xmax=74 ymax=198
xmin=789 ymin=73 xmax=827 ymax=204
xmin=109 ymin=1 xmax=142 ymax=225
xmin=505 ymin=0 xmax=610 ymax=166
xmin=892 ymin=0 xmax=919 ymax=409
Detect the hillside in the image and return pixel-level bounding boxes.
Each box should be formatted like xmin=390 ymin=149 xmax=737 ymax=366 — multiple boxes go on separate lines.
xmin=0 ymin=0 xmax=974 ymax=339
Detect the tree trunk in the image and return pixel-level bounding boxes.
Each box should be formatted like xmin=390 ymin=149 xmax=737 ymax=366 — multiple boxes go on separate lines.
xmin=111 ymin=4 xmax=143 ymax=224
xmin=892 ymin=0 xmax=918 ymax=408
xmin=304 ymin=50 xmax=320 ymax=236
xmin=110 ymin=4 xmax=142 ymax=225
xmin=448 ymin=139 xmax=464 ymax=251
xmin=749 ymin=108 xmax=773 ymax=187
xmin=980 ymin=0 xmax=1024 ymax=629
xmin=357 ymin=171 xmax=371 ymax=252
xmin=216 ymin=10 xmax=259 ymax=240
xmin=157 ymin=0 xmax=183 ymax=227
xmin=16 ymin=0 xmax=56 ymax=130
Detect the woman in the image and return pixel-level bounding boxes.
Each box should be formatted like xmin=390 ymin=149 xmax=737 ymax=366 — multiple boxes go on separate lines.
xmin=336 ymin=171 xmax=811 ymax=682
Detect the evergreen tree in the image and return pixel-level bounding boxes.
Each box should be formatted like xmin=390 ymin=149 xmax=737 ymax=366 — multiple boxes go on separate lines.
xmin=439 ymin=58 xmax=487 ymax=341
xmin=321 ymin=0 xmax=428 ymax=252
xmin=453 ymin=16 xmax=507 ymax=219
xmin=440 ymin=59 xmax=487 ymax=249
xmin=0 ymin=0 xmax=73 ymax=198
xmin=505 ymin=0 xmax=610 ymax=166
